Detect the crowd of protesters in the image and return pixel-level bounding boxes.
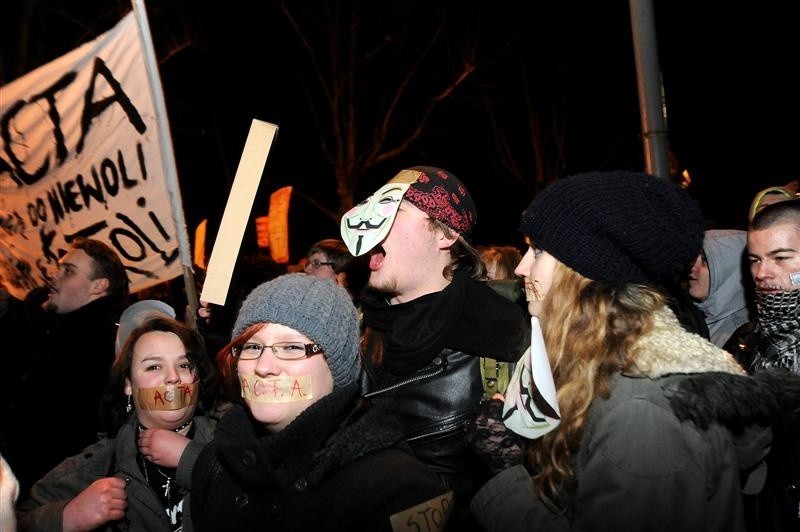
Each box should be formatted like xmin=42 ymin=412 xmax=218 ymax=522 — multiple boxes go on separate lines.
xmin=2 ymin=170 xmax=800 ymax=531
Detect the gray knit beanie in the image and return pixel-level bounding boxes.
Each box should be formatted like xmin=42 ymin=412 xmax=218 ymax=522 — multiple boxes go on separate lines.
xmin=519 ymin=171 xmax=704 ymax=284
xmin=232 ymin=273 xmax=361 ymax=387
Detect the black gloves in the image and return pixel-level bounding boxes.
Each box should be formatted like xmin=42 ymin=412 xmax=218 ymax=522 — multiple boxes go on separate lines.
xmin=466 ymin=397 xmax=526 ymax=477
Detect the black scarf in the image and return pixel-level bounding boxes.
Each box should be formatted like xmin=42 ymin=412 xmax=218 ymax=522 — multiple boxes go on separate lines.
xmin=360 ymin=269 xmax=528 ymax=375
xmin=214 ymin=383 xmax=406 ymax=490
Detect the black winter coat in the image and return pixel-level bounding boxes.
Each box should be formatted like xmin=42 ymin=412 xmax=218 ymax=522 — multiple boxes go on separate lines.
xmin=191 ymin=383 xmax=453 ymax=532
xmin=3 ymin=293 xmax=121 ymax=497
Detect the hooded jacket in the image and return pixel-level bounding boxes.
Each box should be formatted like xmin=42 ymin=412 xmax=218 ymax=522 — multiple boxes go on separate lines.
xmin=471 ymin=308 xmax=800 ymax=531
xmin=695 ymin=229 xmax=754 ymax=347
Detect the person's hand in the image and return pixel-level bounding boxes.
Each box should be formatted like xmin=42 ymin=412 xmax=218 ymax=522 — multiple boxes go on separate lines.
xmin=197 ymin=300 xmax=212 ymax=319
xmin=62 ymin=477 xmax=127 ymax=531
xmin=466 ymin=393 xmax=525 ymax=477
xmin=138 ymin=428 xmax=190 ymax=468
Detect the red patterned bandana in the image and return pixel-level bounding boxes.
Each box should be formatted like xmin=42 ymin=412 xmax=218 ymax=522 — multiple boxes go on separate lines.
xmin=403 ymin=166 xmax=477 ymax=235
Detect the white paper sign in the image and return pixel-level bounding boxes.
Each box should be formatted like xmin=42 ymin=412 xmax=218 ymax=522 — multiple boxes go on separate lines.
xmin=200 ymin=119 xmax=278 ymax=305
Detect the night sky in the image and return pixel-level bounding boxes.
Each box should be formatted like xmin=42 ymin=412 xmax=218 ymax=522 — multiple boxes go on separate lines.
xmin=3 ymin=1 xmax=800 ymax=262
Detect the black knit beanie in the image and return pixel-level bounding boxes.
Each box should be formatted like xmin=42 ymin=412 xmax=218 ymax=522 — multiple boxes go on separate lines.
xmin=519 ymin=171 xmax=704 ymax=283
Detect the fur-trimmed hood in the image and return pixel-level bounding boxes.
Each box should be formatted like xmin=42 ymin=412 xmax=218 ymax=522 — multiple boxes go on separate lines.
xmin=665 ymin=366 xmax=800 ymax=494
xmin=625 ymin=307 xmax=800 ymax=429
xmin=628 ymin=307 xmax=745 ymax=378
xmin=623 ymin=307 xmax=800 ymax=480
xmin=667 ymin=370 xmax=800 ymax=433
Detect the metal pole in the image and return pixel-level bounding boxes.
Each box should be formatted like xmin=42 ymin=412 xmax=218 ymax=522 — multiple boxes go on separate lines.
xmin=629 ymin=0 xmax=670 ymax=178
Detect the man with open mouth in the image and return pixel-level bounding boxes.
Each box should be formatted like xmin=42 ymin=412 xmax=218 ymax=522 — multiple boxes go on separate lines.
xmin=341 ymin=165 xmax=528 ymax=530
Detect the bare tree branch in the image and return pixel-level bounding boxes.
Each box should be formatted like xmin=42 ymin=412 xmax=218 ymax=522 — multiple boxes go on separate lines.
xmin=279 ymin=2 xmax=484 ymax=220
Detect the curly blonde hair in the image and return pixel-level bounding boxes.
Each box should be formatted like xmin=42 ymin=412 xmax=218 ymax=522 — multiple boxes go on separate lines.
xmin=527 ymin=262 xmax=666 ymax=507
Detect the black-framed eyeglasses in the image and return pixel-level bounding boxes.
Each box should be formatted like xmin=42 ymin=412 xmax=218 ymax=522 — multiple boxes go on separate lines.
xmin=306 ymin=259 xmax=334 ymax=269
xmin=231 ymin=341 xmax=324 ymax=361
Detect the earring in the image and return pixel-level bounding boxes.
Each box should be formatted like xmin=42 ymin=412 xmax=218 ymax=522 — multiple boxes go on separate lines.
xmin=126 ymin=394 xmax=133 ymax=414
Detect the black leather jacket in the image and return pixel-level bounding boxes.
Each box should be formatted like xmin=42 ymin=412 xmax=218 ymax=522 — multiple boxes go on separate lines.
xmin=362 ymin=347 xmax=482 ymax=495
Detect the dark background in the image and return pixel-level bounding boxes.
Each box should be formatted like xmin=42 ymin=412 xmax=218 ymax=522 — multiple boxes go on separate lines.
xmin=3 ymin=1 xmax=799 ymax=263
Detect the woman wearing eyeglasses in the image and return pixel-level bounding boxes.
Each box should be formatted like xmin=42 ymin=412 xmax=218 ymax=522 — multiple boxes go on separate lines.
xmin=190 ymin=273 xmax=453 ymax=531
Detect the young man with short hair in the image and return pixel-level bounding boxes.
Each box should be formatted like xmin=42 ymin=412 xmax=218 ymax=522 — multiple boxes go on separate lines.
xmin=2 ymin=238 xmax=130 ymax=498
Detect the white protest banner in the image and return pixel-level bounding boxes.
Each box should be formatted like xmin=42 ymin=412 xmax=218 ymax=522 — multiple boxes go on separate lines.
xmin=0 ymin=9 xmax=185 ymax=301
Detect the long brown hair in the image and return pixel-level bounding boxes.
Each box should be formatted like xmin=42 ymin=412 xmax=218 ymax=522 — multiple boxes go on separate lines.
xmin=527 ymin=262 xmax=665 ymax=507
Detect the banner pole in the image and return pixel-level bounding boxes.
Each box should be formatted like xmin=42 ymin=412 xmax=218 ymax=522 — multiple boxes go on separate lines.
xmin=131 ymin=0 xmax=198 ymax=328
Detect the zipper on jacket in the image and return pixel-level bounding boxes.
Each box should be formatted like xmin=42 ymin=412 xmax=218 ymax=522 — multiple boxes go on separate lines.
xmin=363 ymin=356 xmax=447 ymax=398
